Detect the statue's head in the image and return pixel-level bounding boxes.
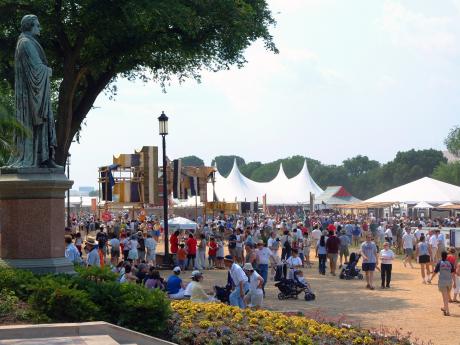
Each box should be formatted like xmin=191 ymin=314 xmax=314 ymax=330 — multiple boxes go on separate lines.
xmin=21 ymin=14 xmax=40 ymax=36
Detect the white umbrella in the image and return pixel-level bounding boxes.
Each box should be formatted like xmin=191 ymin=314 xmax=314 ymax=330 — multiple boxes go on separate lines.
xmin=413 ymin=201 xmax=434 ymax=209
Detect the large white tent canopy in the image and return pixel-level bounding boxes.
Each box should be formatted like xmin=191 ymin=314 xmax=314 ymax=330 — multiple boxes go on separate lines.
xmin=208 ymin=160 xmax=324 ymax=205
xmin=365 ymin=177 xmax=460 ymax=204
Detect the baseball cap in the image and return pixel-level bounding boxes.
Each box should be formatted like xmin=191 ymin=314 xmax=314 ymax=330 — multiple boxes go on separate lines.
xmin=173 ymin=266 xmax=181 ymax=273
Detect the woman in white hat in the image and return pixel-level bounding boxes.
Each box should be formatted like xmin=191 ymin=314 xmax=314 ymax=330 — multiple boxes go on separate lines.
xmin=186 ymin=270 xmax=216 ymax=303
xmin=243 ymin=263 xmax=264 ymax=308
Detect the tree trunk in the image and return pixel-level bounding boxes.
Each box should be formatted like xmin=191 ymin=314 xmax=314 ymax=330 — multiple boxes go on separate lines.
xmin=55 ymin=69 xmax=115 ymax=166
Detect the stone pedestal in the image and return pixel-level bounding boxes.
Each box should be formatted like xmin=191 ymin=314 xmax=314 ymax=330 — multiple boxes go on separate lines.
xmin=0 ymin=167 xmax=75 ymax=274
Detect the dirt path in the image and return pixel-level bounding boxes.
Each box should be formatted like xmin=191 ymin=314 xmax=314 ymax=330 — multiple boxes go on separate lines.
xmin=194 ymin=257 xmax=460 ymax=345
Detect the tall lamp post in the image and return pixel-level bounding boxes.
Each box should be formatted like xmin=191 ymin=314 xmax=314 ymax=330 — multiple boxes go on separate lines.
xmin=66 ymin=154 xmax=71 ymax=228
xmin=158 ymin=111 xmax=170 ymax=265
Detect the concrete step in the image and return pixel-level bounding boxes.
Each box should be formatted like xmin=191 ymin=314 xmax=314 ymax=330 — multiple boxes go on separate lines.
xmin=0 ymin=335 xmax=120 ymax=345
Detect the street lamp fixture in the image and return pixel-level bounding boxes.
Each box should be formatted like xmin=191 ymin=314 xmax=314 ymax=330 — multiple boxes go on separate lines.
xmin=158 ymin=111 xmax=169 ymax=135
xmin=158 ymin=111 xmax=170 ymax=266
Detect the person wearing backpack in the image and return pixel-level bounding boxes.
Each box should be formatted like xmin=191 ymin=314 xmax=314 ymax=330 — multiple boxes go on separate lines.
xmin=281 ymin=230 xmax=292 ymax=260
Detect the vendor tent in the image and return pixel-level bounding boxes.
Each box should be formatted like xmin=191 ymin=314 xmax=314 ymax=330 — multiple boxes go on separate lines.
xmin=413 ymin=201 xmax=434 ymax=209
xmin=168 ymin=217 xmax=197 ymax=230
xmin=209 ymin=159 xmax=324 ymax=204
xmin=365 ymin=177 xmax=460 ymax=204
xmin=315 ymin=186 xmax=361 ymax=206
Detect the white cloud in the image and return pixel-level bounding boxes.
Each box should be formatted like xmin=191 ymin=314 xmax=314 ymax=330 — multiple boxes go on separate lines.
xmin=381 ymin=1 xmax=460 ymax=56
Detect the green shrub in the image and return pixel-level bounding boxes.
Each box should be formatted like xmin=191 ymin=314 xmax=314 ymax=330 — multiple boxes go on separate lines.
xmin=0 ymin=289 xmax=19 ymax=316
xmin=0 ymin=268 xmax=38 ymax=299
xmin=0 ymin=267 xmax=171 ymax=337
xmin=74 ymin=265 xmax=117 ymax=282
xmin=117 ymin=283 xmax=171 ymax=335
xmin=28 ymin=276 xmax=99 ymax=322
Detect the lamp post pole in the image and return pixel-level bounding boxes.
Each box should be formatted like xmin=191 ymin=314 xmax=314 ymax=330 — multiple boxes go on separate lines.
xmin=158 ymin=111 xmax=170 ymax=266
xmin=162 ymin=133 xmax=169 ymax=264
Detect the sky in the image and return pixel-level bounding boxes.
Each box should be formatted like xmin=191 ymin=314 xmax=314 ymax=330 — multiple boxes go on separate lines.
xmin=69 ymin=0 xmax=460 ymax=189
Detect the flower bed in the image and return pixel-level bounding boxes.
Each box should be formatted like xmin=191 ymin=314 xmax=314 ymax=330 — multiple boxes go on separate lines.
xmin=170 ymin=300 xmax=413 ymax=345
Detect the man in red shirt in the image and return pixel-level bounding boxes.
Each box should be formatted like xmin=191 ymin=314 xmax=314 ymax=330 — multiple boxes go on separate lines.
xmin=170 ymin=230 xmax=180 ymax=264
xmin=186 ymin=233 xmax=197 ymax=270
xmin=326 ymin=231 xmax=340 ymax=276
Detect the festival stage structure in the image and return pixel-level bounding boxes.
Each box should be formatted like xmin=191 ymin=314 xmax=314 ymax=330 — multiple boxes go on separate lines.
xmin=98 ymin=147 xmax=216 ymax=215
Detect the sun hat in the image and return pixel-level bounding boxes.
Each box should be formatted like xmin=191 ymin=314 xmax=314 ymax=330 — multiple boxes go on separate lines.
xmin=85 ymin=236 xmax=98 ymax=246
xmin=243 ymin=263 xmax=254 ymax=271
xmin=257 ymin=240 xmax=264 ymax=245
xmin=173 ymin=266 xmax=181 ymax=273
xmin=191 ymin=270 xmax=202 ymax=278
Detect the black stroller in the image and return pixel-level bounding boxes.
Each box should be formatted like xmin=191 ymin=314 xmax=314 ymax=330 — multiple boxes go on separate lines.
xmin=214 ymin=271 xmax=233 ymax=303
xmin=339 ymin=252 xmax=364 ymax=280
xmin=275 ymin=264 xmax=315 ymax=301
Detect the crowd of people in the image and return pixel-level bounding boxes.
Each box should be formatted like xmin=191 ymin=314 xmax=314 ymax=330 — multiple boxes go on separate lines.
xmin=64 ymin=211 xmax=460 ymax=315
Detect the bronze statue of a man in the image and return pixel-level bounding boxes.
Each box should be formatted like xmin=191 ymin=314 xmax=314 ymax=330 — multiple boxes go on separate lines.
xmin=9 ymin=14 xmax=60 ymax=168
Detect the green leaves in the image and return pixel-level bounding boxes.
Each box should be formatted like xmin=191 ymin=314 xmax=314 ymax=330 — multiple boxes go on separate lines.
xmin=0 ymin=0 xmax=276 ymax=163
xmin=445 ymin=126 xmax=460 ymax=157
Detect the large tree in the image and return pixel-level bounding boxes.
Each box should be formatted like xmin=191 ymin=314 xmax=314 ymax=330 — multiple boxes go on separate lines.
xmin=0 ymin=0 xmax=276 ymax=164
xmin=445 ymin=126 xmax=460 ymax=157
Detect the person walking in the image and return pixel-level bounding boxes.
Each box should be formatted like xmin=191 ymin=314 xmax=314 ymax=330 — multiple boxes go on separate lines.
xmin=360 ymin=233 xmax=378 ymax=290
xmin=303 ymin=232 xmax=312 ymax=268
xmin=352 ymin=223 xmax=361 ymax=247
xmin=416 ymin=234 xmax=432 ymax=284
xmin=338 ymin=229 xmax=350 ymax=269
xmin=145 ymin=233 xmax=158 ymax=267
xmin=326 ymin=230 xmax=340 ymax=276
xmin=402 ymin=227 xmax=415 ymax=268
xmin=185 ymin=233 xmax=197 ymax=270
xmin=280 ymin=230 xmax=292 ymax=261
xmin=255 ymin=240 xmax=271 ymax=294
xmin=428 ymin=251 xmax=456 ymax=316
xmin=316 ymin=235 xmax=327 ymax=275
xmin=197 ymin=234 xmax=207 ymax=270
xmin=379 ymin=242 xmax=395 ymax=288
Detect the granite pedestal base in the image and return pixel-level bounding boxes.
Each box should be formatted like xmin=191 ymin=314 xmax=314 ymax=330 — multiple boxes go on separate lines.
xmin=0 ymin=167 xmax=75 ymax=274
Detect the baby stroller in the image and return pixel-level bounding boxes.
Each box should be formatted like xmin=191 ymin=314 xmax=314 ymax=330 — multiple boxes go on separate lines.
xmin=275 ymin=265 xmax=315 ymax=301
xmin=214 ymin=271 xmax=233 ymax=303
xmin=214 ymin=284 xmax=232 ymax=303
xmin=339 ymin=252 xmax=364 ymax=280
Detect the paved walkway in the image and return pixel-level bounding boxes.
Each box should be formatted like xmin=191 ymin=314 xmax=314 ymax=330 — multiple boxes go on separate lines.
xmin=194 ymin=257 xmax=459 ymax=345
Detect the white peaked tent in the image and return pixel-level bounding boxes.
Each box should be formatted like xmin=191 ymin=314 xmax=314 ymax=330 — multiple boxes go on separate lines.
xmin=168 ymin=217 xmax=197 ymax=230
xmin=208 ymin=159 xmax=324 ymax=204
xmin=365 ymin=177 xmax=460 ymax=204
xmin=413 ymin=201 xmax=434 ymax=209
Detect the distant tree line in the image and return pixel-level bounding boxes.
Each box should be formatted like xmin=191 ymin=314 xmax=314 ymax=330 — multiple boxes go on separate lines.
xmin=180 ymin=143 xmax=460 ymax=200
xmin=208 ymin=150 xmax=448 ymax=200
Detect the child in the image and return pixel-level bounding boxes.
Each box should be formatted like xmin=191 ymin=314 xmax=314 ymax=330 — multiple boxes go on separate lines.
xmin=295 ymin=270 xmax=308 ymax=286
xmin=177 ymin=243 xmax=187 ymax=271
xmin=216 ymin=236 xmax=225 ymax=269
xmin=208 ymin=237 xmax=218 ymax=269
xmin=75 ymin=232 xmax=83 ymax=256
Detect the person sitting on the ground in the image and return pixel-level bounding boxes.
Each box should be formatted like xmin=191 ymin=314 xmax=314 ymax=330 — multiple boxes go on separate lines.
xmin=144 ymin=268 xmax=165 ymax=290
xmin=166 ymin=266 xmax=186 ymax=299
xmin=185 ymin=270 xmax=216 ymax=303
